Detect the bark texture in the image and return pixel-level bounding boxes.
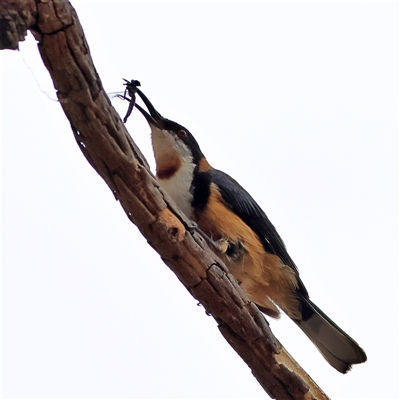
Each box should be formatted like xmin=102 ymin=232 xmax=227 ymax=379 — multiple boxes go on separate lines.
xmin=0 ymin=2 xmax=329 ymax=399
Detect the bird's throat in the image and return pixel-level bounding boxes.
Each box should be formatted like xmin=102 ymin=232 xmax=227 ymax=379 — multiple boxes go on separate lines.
xmin=156 ymin=155 xmax=182 ymax=180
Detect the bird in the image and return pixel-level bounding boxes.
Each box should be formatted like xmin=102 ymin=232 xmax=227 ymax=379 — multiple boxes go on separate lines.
xmin=131 ymin=86 xmax=367 ymax=374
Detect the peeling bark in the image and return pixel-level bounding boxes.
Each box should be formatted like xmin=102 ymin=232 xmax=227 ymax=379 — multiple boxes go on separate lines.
xmin=0 ymin=1 xmax=329 ymax=399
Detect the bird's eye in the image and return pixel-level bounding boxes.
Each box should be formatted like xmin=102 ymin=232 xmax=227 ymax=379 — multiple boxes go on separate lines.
xmin=177 ymin=129 xmax=187 ymax=138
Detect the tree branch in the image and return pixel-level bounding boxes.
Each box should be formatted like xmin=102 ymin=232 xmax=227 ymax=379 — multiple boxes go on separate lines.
xmin=1 ymin=1 xmax=329 ymax=399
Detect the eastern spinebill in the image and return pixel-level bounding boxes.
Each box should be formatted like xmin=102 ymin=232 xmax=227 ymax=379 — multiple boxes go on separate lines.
xmin=127 ymin=85 xmax=367 ymax=373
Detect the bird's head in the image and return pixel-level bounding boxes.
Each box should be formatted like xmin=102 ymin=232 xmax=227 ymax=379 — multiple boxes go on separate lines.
xmin=135 ymin=89 xmax=208 ymax=179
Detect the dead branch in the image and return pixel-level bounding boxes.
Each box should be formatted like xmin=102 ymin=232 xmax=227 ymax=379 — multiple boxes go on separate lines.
xmin=0 ymin=1 xmax=329 ymax=399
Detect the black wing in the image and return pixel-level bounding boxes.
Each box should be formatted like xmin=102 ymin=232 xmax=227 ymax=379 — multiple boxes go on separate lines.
xmin=208 ymin=169 xmax=299 ymax=273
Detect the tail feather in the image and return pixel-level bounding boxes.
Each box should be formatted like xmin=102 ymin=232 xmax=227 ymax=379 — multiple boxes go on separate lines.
xmin=293 ymin=295 xmax=367 ymax=373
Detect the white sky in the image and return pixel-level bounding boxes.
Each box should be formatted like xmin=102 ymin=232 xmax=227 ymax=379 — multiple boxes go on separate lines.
xmin=1 ymin=2 xmax=399 ymax=399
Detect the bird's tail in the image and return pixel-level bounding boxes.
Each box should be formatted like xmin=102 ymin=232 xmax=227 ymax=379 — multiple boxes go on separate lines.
xmin=293 ymin=295 xmax=367 ymax=373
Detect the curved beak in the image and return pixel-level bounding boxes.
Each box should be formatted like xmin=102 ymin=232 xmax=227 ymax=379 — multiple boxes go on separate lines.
xmin=135 ymin=88 xmax=165 ymax=129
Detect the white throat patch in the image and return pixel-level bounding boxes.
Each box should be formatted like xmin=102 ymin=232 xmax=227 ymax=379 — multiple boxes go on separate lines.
xmin=151 ymin=127 xmax=195 ymax=218
xmin=158 ymin=156 xmax=195 ymax=218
